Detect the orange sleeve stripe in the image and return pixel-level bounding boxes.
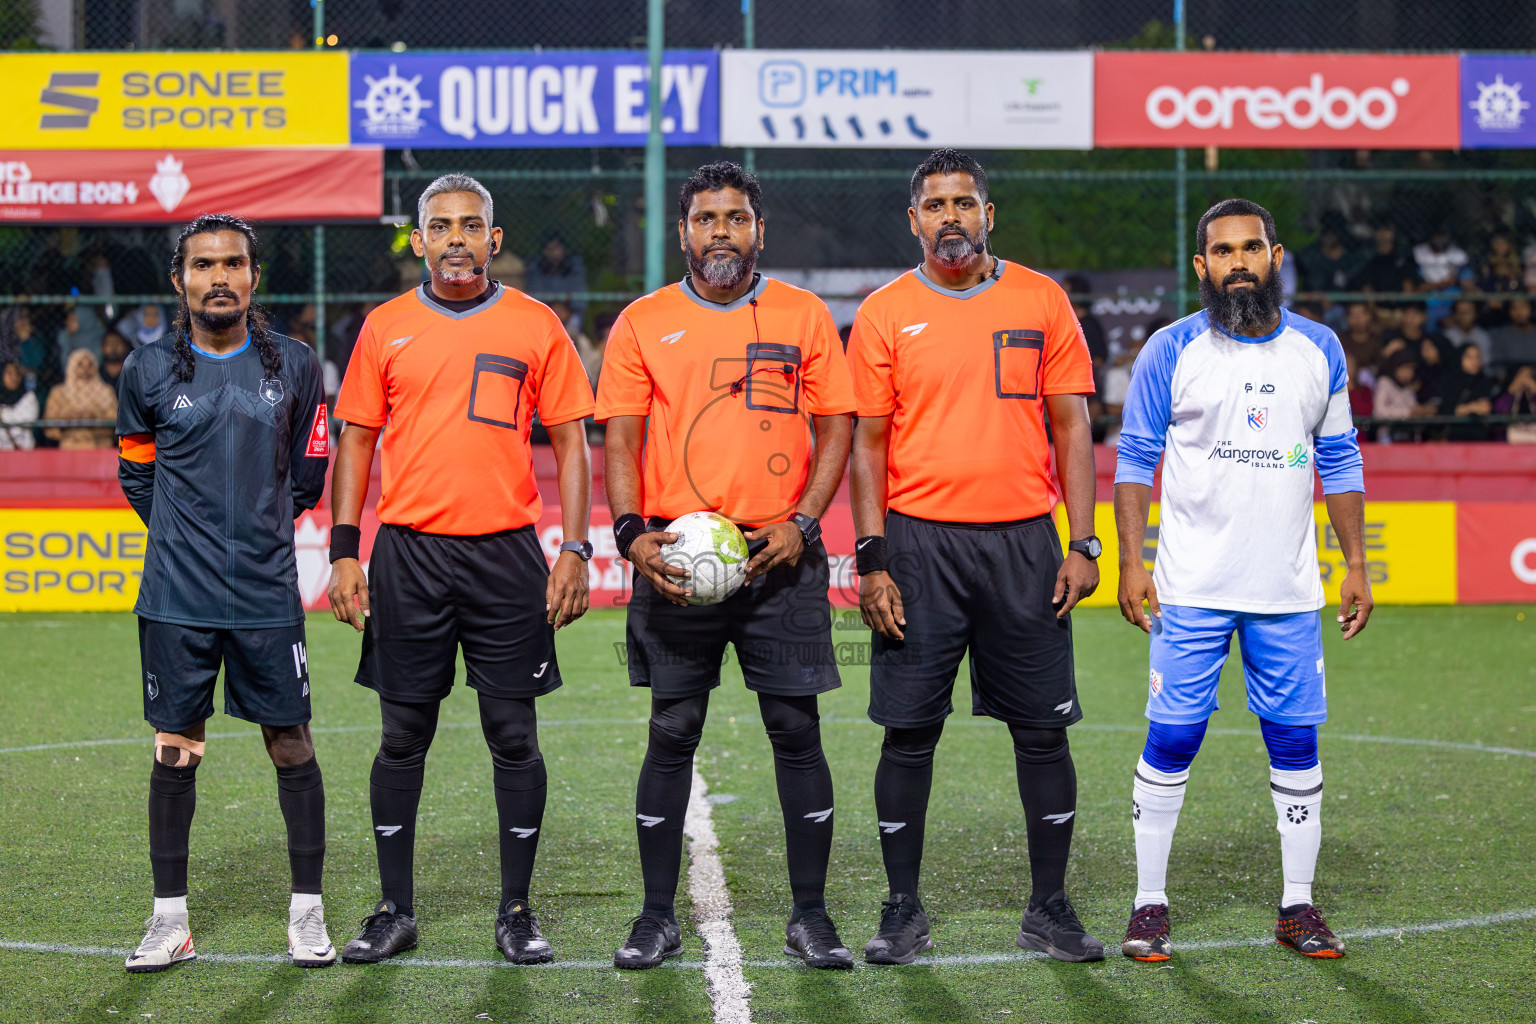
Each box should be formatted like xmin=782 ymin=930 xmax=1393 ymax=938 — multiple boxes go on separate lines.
xmin=119 ymin=434 xmax=156 ymax=463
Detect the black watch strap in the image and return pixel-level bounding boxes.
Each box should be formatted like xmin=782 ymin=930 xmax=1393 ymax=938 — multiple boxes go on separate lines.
xmin=1068 ymin=536 xmax=1103 ymax=560
xmin=790 ymin=512 xmax=821 ymax=545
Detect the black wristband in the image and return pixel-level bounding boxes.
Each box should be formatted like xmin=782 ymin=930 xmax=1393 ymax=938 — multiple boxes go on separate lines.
xmin=855 ymin=535 xmax=888 ymax=576
xmin=329 ymin=523 xmax=361 ymax=563
xmin=613 ymin=512 xmax=646 ymax=562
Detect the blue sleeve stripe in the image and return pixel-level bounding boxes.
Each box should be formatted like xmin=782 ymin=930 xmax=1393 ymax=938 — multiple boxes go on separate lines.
xmin=1114 ymin=311 xmax=1206 ymax=487
xmin=1315 ymin=427 xmax=1364 ymax=494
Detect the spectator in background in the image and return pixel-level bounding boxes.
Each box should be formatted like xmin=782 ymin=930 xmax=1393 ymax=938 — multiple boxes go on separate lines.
xmin=1490 ymin=298 xmax=1536 ymax=376
xmin=1297 ymin=213 xmax=1362 ymax=293
xmin=1341 ymin=303 xmax=1382 ymax=380
xmin=1438 ymin=344 xmax=1496 ymax=441
xmin=1372 ymin=351 xmax=1428 ymax=422
xmin=1495 ymin=364 xmax=1536 ymax=443
xmin=1379 ymin=301 xmax=1446 ymax=366
xmin=1062 ymin=274 xmax=1108 ymax=372
xmin=1479 ymin=232 xmax=1523 ymax=293
xmin=98 ymin=331 xmax=130 ymax=394
xmin=1349 ymin=222 xmax=1419 ymax=297
xmin=116 ymin=304 xmax=166 ymax=348
xmin=525 ymin=233 xmax=588 ymax=332
xmin=1345 ymin=354 xmax=1373 ymax=417
xmin=42 ymin=349 xmax=117 ymax=449
xmin=0 ymin=361 xmax=38 ymax=450
xmin=1413 ymin=227 xmax=1469 ymax=291
xmin=5 ymin=307 xmax=62 ymax=418
xmin=1442 ymin=299 xmax=1492 ymax=364
xmin=56 ymin=305 xmax=106 ymax=363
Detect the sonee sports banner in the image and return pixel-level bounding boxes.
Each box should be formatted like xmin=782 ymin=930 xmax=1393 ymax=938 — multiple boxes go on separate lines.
xmin=0 ymin=149 xmax=383 ymax=224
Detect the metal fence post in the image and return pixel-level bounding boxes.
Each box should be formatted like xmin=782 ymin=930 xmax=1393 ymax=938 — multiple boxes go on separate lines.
xmin=644 ymin=0 xmax=666 ymax=293
xmin=312 ymin=0 xmax=327 ymax=363
xmin=743 ymin=0 xmax=756 ymax=173
xmin=1173 ymin=0 xmax=1188 ymax=317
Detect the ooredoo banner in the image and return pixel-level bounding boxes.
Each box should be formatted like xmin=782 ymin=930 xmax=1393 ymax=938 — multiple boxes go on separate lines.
xmin=1095 ymin=52 xmax=1460 ymax=149
xmin=0 ymin=52 xmax=350 ymax=149
xmin=0 ymin=149 xmax=383 ymax=223
xmin=1457 ymin=503 xmax=1536 ymax=603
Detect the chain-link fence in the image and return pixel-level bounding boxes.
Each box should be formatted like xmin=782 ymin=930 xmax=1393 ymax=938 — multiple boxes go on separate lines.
xmin=3 ymin=0 xmax=1536 ymax=445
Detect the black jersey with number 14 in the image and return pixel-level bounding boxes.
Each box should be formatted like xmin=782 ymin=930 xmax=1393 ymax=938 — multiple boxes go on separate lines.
xmin=116 ymin=332 xmax=329 ymax=629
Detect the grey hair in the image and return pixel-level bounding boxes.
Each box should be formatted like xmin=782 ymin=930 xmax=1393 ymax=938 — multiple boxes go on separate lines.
xmin=416 ymin=173 xmax=493 ymax=229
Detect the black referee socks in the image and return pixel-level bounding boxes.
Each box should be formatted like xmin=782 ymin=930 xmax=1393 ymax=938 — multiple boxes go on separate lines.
xmin=480 ymin=692 xmax=548 ymax=912
xmin=148 ymin=759 xmax=199 ymax=899
xmin=635 ymin=695 xmax=707 ymax=913
xmin=1009 ymin=726 xmax=1078 ymax=906
xmin=275 ymin=756 xmax=326 ymax=896
xmin=760 ymin=694 xmax=835 ymax=912
xmin=873 ymin=723 xmax=943 ymax=897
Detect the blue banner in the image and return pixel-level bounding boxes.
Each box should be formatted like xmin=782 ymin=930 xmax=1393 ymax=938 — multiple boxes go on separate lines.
xmin=1461 ymin=55 xmax=1536 ymax=149
xmin=350 ymin=51 xmax=718 ymax=148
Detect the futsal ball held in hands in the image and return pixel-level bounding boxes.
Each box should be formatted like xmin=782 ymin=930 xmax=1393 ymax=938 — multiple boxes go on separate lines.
xmin=660 ymin=512 xmax=749 ymax=606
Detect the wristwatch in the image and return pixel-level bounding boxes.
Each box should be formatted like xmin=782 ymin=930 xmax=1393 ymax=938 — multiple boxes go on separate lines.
xmin=789 ymin=512 xmax=822 ymax=546
xmin=1068 ymin=536 xmax=1103 ymax=560
xmin=559 ymin=540 xmax=594 ymax=561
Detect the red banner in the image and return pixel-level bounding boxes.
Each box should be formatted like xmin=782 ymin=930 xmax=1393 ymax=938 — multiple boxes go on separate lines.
xmin=1094 ymin=53 xmax=1460 ymax=149
xmin=0 ymin=147 xmax=382 ymax=223
xmin=1457 ymin=503 xmax=1536 ymax=604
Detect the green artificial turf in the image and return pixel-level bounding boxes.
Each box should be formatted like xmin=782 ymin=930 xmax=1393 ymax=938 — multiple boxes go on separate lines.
xmin=0 ymin=605 xmax=1531 ymax=1024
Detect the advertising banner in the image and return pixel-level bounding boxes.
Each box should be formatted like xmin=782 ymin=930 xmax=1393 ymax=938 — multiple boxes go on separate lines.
xmin=349 ymin=51 xmax=718 ymax=148
xmin=1457 ymin=503 xmax=1536 ymax=603
xmin=1095 ymin=53 xmax=1460 ymax=149
xmin=1461 ymin=55 xmax=1536 ymax=149
xmin=0 ymin=148 xmax=382 ymax=224
xmin=0 ymin=52 xmax=350 ymax=149
xmin=720 ymin=50 xmax=1094 ymax=149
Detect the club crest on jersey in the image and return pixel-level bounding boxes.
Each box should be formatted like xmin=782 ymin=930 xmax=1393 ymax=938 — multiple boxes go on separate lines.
xmin=259 ymin=378 xmax=285 ymax=406
xmin=1149 ymin=668 xmax=1162 ymax=695
xmin=1246 ymin=405 xmax=1267 ymax=431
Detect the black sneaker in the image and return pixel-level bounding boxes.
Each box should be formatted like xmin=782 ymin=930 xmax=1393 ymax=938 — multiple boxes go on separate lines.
xmin=613 ymin=911 xmax=682 ymax=970
xmin=1275 ymin=903 xmax=1345 ymax=958
xmin=495 ymin=900 xmax=554 ymax=964
xmin=1121 ymin=903 xmax=1172 ymax=962
xmin=863 ymin=893 xmax=933 ymax=965
xmin=784 ymin=908 xmax=854 ymax=969
xmin=1016 ymin=891 xmax=1105 ymax=963
xmin=341 ymin=900 xmax=419 ymax=964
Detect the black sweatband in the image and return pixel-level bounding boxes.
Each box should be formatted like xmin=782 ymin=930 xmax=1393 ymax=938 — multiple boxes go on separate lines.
xmin=328 ymin=524 xmax=361 ymax=563
xmin=855 ymin=535 xmax=888 ymax=575
xmin=613 ymin=513 xmax=646 ymax=562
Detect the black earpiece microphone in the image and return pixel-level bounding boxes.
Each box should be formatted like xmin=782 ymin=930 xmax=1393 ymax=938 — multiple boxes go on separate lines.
xmin=472 ymin=239 xmax=499 ymax=276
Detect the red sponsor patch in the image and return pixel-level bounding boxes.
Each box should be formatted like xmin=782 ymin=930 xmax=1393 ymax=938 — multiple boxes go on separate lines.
xmin=305 ymin=404 xmax=330 ymax=457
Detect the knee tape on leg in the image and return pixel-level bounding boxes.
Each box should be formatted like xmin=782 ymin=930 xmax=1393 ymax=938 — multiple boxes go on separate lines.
xmin=154 ymin=731 xmax=206 ymax=768
xmin=880 ymin=725 xmax=941 ymax=770
xmin=1142 ymin=719 xmax=1209 ymax=773
xmin=1259 ymin=719 xmax=1319 ymax=771
xmin=765 ymin=718 xmax=824 ymax=771
xmin=1008 ymin=726 xmax=1069 ymax=765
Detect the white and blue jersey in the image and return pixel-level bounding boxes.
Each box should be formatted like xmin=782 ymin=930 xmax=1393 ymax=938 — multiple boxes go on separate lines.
xmin=1115 ymin=309 xmax=1364 ymax=725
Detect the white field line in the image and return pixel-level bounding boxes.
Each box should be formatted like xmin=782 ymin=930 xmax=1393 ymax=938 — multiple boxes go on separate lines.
xmin=684 ymin=761 xmax=754 ymax=1024
xmin=3 ymin=907 xmax=1533 ymax=971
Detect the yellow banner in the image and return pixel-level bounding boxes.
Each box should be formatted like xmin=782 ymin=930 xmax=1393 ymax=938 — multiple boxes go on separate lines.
xmin=1 ymin=509 xmax=146 ymax=611
xmin=0 ymin=52 xmax=349 ymax=149
xmin=1055 ymin=500 xmax=1457 ymax=610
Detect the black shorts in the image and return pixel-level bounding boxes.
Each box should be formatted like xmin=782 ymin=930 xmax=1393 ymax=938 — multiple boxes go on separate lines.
xmin=868 ymin=510 xmax=1082 ymax=729
xmin=139 ymin=618 xmax=310 ymax=732
xmin=625 ymin=522 xmax=840 ymax=700
xmin=356 ymin=523 xmax=561 ymax=703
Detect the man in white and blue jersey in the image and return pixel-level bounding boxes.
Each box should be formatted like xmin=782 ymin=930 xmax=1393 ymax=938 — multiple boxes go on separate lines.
xmin=1112 ymin=199 xmax=1372 ymax=962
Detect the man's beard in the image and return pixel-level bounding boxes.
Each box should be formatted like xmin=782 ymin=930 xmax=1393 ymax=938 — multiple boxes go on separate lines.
xmin=1199 ymin=260 xmax=1285 ymax=335
xmin=925 ymin=223 xmax=986 ymax=270
xmin=688 ymin=240 xmax=759 ymax=291
xmin=190 ymin=291 xmax=245 ymax=333
xmin=434 ymin=249 xmax=477 ymax=286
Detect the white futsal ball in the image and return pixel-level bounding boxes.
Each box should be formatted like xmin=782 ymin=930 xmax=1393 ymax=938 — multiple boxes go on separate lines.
xmin=660 ymin=511 xmax=750 ymax=606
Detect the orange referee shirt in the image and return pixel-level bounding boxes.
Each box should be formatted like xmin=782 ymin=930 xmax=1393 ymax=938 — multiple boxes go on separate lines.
xmin=595 ymin=274 xmax=855 ymax=525
xmin=336 ymin=283 xmax=595 ymax=535
xmin=849 ymin=261 xmax=1095 ymax=523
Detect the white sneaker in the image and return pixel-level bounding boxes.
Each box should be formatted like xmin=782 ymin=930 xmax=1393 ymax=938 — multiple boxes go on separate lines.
xmin=289 ymin=905 xmax=337 ymax=967
xmin=126 ymin=914 xmax=195 ymax=973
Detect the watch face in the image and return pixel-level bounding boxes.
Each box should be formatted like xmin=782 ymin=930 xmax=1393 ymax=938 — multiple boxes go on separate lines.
xmin=1086 ymin=537 xmax=1102 ymax=559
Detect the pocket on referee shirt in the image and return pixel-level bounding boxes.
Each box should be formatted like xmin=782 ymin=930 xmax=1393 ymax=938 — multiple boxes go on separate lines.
xmin=466 ymin=353 xmax=529 ymax=429
xmin=993 ymin=329 xmax=1044 ymax=400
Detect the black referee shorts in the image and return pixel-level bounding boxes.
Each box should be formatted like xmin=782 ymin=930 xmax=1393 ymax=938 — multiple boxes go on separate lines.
xmin=139 ymin=618 xmax=311 ymax=732
xmin=625 ymin=519 xmax=840 ymax=700
xmin=356 ymin=523 xmax=561 ymax=703
xmin=868 ymin=510 xmax=1082 ymax=730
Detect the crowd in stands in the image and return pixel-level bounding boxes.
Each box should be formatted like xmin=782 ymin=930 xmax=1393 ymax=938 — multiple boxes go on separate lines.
xmin=3 ymin=218 xmax=1534 ymax=450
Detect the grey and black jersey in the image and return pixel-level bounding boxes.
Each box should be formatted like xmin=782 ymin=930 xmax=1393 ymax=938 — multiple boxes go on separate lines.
xmin=116 ymin=332 xmax=328 ymax=629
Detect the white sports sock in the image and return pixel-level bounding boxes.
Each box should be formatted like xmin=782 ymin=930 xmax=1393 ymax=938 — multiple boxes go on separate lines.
xmin=1132 ymin=756 xmax=1189 ymax=909
xmin=153 ymin=896 xmax=187 ymax=918
xmin=289 ymin=892 xmax=324 ymax=918
xmin=1270 ymin=763 xmax=1323 ymax=908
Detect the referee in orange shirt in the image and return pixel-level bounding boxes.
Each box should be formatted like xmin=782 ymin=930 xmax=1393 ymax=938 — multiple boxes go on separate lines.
xmin=326 ymin=174 xmax=595 ymax=965
xmin=849 ymin=150 xmax=1105 ymax=964
xmin=597 ymin=162 xmax=857 ymax=970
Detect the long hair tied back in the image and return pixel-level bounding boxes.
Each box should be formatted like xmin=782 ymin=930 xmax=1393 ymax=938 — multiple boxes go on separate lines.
xmin=168 ymin=214 xmax=280 ymax=384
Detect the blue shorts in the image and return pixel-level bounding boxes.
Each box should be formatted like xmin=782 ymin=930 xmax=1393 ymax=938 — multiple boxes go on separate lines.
xmin=1146 ymin=605 xmax=1326 ymax=727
